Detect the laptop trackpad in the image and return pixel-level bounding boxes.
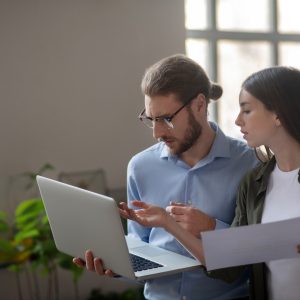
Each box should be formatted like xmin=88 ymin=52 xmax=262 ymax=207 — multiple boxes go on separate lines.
xmin=132 ymin=246 xmax=166 ymax=257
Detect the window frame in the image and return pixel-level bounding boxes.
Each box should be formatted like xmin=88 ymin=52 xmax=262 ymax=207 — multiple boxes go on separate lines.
xmin=186 ymin=0 xmax=300 ymax=122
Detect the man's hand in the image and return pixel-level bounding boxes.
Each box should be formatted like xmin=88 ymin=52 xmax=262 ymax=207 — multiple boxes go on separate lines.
xmin=73 ymin=250 xmax=114 ymax=277
xmin=166 ymin=202 xmax=216 ymax=237
xmin=119 ymin=201 xmax=170 ymax=228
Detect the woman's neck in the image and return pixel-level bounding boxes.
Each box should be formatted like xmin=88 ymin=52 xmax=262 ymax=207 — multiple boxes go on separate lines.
xmin=271 ymin=136 xmax=300 ymax=171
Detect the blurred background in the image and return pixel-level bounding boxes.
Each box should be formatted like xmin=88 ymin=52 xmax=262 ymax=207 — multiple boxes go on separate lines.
xmin=1 ymin=0 xmax=300 ymax=299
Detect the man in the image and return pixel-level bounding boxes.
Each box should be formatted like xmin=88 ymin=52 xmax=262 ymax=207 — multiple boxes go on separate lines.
xmin=74 ymin=54 xmax=258 ymax=300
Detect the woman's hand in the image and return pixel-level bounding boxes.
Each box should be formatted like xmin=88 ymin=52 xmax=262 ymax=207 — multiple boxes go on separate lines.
xmin=119 ymin=201 xmax=170 ymax=228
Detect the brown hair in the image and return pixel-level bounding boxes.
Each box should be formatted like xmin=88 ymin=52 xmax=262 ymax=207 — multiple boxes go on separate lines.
xmin=242 ymin=66 xmax=300 ymax=161
xmin=141 ymin=54 xmax=222 ymax=104
xmin=242 ymin=66 xmax=300 ymax=143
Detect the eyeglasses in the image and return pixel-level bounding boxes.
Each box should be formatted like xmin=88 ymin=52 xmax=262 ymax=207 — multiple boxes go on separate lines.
xmin=138 ymin=94 xmax=198 ymax=129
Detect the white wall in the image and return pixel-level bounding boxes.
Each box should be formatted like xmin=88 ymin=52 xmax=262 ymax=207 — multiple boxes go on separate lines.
xmin=0 ymin=0 xmax=185 ymax=299
xmin=0 ymin=0 xmax=185 ymax=189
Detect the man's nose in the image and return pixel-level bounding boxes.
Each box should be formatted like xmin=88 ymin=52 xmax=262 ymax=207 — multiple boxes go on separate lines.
xmin=152 ymin=121 xmax=168 ymax=140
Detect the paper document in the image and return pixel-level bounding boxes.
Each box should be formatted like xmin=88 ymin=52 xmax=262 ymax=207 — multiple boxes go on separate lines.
xmin=202 ymin=217 xmax=300 ymax=271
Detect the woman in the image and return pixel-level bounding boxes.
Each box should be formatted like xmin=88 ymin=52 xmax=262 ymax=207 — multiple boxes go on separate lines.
xmin=119 ymin=66 xmax=300 ymax=300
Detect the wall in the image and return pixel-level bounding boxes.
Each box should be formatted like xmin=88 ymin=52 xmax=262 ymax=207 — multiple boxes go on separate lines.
xmin=0 ymin=0 xmax=185 ymax=299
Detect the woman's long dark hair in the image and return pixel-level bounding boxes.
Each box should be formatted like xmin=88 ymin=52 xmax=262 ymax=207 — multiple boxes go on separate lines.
xmin=241 ymin=66 xmax=300 ymax=161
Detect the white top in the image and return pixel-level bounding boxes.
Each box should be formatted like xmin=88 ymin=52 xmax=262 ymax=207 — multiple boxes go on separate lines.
xmin=261 ymin=164 xmax=300 ymax=300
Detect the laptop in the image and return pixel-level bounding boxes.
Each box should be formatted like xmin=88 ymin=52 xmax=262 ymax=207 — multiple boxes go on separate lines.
xmin=36 ymin=175 xmax=201 ymax=281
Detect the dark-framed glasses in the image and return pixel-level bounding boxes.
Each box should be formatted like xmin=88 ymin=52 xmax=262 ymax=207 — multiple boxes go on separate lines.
xmin=138 ymin=93 xmax=198 ymax=129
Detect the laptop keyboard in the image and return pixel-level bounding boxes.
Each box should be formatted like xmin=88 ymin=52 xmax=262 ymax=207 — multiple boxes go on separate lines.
xmin=130 ymin=253 xmax=163 ymax=272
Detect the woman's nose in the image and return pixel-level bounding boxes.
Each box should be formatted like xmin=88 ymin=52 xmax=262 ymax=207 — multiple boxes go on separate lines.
xmin=235 ymin=113 xmax=242 ymax=127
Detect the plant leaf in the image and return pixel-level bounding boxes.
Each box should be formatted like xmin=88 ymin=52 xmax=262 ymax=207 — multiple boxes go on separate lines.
xmin=14 ymin=229 xmax=40 ymax=243
xmin=15 ymin=199 xmax=44 ymax=218
xmin=0 ymin=240 xmax=15 ymax=253
xmin=0 ymin=221 xmax=9 ymax=233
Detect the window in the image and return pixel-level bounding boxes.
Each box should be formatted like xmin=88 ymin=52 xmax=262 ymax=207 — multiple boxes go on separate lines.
xmin=185 ymin=0 xmax=300 ymax=138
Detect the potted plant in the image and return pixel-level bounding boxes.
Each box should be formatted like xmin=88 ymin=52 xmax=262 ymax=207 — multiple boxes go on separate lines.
xmin=0 ymin=164 xmax=83 ymax=300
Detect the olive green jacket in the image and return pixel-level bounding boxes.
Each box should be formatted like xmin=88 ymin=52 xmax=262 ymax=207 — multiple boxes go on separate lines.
xmin=207 ymin=157 xmax=300 ymax=300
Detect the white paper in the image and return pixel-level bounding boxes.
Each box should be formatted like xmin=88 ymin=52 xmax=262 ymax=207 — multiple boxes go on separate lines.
xmin=202 ymin=217 xmax=300 ymax=271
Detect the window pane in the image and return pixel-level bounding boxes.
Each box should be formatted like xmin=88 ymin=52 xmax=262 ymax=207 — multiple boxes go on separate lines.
xmin=218 ymin=41 xmax=271 ymax=138
xmin=279 ymin=43 xmax=300 ymax=68
xmin=278 ymin=0 xmax=300 ymax=33
xmin=217 ymin=0 xmax=270 ymax=32
xmin=185 ymin=39 xmax=209 ymax=71
xmin=185 ymin=0 xmax=207 ymax=30
xmin=186 ymin=39 xmax=215 ymax=120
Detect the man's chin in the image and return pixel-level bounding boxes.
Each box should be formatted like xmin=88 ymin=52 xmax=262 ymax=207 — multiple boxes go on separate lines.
xmin=166 ymin=145 xmax=181 ymax=156
xmin=166 ymin=145 xmax=176 ymax=155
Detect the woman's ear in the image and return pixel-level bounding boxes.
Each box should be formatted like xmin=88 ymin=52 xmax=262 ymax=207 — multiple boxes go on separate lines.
xmin=275 ymin=115 xmax=281 ymax=127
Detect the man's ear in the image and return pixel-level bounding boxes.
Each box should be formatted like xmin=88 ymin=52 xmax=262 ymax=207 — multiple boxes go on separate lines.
xmin=195 ymin=94 xmax=206 ymax=112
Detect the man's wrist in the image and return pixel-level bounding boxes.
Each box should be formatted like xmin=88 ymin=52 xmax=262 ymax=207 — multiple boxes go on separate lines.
xmin=164 ymin=214 xmax=177 ymax=233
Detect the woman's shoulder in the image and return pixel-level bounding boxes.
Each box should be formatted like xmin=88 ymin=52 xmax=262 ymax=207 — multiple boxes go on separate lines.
xmin=240 ymin=157 xmax=276 ymax=186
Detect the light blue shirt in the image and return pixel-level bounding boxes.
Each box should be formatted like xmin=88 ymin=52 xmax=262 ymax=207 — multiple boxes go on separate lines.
xmin=127 ymin=122 xmax=258 ymax=300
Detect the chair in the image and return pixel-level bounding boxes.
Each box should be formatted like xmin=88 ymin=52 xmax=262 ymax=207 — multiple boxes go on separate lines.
xmin=58 ymin=169 xmax=109 ymax=195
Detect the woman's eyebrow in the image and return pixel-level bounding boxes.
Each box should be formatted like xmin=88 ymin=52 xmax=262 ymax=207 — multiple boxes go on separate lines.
xmin=239 ymin=101 xmax=250 ymax=107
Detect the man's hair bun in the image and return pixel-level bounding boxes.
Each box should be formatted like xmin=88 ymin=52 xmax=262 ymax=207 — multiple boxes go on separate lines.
xmin=209 ymin=83 xmax=223 ymax=101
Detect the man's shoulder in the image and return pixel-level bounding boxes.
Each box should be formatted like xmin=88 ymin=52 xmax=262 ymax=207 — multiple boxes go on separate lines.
xmin=217 ymin=136 xmax=259 ymax=176
xmin=226 ymin=136 xmax=257 ymax=161
xmin=128 ymin=143 xmax=164 ymax=165
xmin=227 ymin=135 xmax=252 ymax=152
xmin=213 ymin=123 xmax=255 ymax=162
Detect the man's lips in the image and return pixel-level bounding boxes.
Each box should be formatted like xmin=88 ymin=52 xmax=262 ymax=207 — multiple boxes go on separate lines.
xmin=164 ymin=139 xmax=174 ymax=144
xmin=160 ymin=137 xmax=175 ymax=145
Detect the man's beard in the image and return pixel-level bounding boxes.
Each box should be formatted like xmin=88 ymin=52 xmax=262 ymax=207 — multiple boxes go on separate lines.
xmin=163 ymin=110 xmax=202 ymax=156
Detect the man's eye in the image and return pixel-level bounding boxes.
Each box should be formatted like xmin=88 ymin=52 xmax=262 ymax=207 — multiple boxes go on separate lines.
xmin=164 ymin=117 xmax=172 ymax=122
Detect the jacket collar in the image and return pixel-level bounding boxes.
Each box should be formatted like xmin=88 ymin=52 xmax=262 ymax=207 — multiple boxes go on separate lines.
xmin=255 ymin=156 xmax=300 ymax=198
xmin=255 ymin=156 xmax=275 ymax=198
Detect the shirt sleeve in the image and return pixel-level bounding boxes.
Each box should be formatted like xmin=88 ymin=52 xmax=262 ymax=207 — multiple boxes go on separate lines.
xmin=127 ymin=160 xmax=151 ymax=243
xmin=214 ymin=218 xmax=230 ymax=229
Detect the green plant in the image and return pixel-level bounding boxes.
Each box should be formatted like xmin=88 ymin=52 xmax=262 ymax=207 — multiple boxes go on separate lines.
xmin=0 ymin=164 xmax=84 ymax=300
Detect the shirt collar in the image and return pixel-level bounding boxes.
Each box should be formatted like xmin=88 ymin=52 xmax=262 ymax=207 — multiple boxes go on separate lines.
xmin=159 ymin=122 xmax=231 ymax=162
xmin=209 ymin=122 xmax=231 ymax=159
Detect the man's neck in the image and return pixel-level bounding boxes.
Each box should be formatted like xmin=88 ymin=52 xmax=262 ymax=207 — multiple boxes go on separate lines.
xmin=180 ymin=123 xmax=216 ymax=167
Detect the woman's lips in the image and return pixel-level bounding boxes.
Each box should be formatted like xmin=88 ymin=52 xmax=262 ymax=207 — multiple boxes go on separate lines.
xmin=241 ymin=131 xmax=248 ymax=139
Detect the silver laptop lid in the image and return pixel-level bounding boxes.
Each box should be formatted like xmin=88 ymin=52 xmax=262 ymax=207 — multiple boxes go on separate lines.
xmin=36 ymin=175 xmax=135 ymax=279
